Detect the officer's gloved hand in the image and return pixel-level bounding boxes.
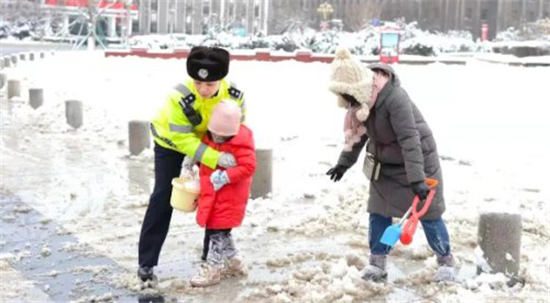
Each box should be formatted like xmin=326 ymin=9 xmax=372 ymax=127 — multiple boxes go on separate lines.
xmin=411 ymin=180 xmax=430 ymax=200
xmin=210 ymin=170 xmax=230 ymax=191
xmin=181 ymin=157 xmax=196 ymax=177
xmin=326 ymin=165 xmax=348 ymax=182
xmin=218 ymin=152 xmax=237 ymax=168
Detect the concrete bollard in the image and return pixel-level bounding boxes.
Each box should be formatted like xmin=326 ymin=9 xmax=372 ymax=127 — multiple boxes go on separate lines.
xmin=4 ymin=57 xmax=11 ymax=68
xmin=65 ymin=100 xmax=83 ymax=129
xmin=40 ymin=52 xmax=46 ymax=59
xmin=477 ymin=212 xmax=522 ymax=277
xmin=0 ymin=73 xmax=6 ymax=90
xmin=251 ymin=148 xmax=273 ymax=199
xmin=29 ymin=88 xmax=44 ymax=109
xmin=8 ymin=80 xmax=21 ymax=99
xmin=19 ymin=53 xmax=26 ymax=61
xmin=0 ymin=59 xmax=3 ymax=70
xmin=29 ymin=53 xmax=35 ymax=61
xmin=128 ymin=120 xmax=151 ymax=156
xmin=11 ymin=55 xmax=18 ymax=65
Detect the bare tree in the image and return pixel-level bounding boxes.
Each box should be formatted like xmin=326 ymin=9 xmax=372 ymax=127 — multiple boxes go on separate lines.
xmin=344 ymin=0 xmax=385 ymax=31
xmin=269 ymin=0 xmax=309 ymax=34
xmin=0 ymin=0 xmax=42 ymax=22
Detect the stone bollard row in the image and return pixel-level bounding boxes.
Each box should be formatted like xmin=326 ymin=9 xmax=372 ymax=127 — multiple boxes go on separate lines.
xmin=477 ymin=212 xmax=522 ymax=282
xmin=4 ymin=57 xmax=11 ymax=68
xmin=29 ymin=88 xmax=44 ymax=109
xmin=65 ymin=100 xmax=83 ymax=129
xmin=251 ymin=148 xmax=273 ymax=199
xmin=8 ymin=80 xmax=21 ymax=99
xmin=128 ymin=120 xmax=151 ymax=156
xmin=0 ymin=73 xmax=6 ymax=90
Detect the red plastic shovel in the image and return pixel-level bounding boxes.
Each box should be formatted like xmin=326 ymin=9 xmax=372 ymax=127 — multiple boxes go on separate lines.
xmin=400 ymin=178 xmax=439 ymax=245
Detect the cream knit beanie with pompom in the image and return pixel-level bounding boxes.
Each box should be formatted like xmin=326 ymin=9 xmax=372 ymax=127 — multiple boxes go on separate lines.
xmin=328 ymin=48 xmax=375 ymax=122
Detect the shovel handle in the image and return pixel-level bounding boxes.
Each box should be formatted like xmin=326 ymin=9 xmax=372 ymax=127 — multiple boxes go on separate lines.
xmin=400 ymin=215 xmax=419 ymax=245
xmin=398 ymin=207 xmax=413 ymax=225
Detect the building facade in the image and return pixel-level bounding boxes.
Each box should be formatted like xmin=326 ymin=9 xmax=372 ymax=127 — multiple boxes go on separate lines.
xmin=136 ymin=0 xmax=549 ymax=39
xmin=137 ymin=0 xmax=268 ymax=35
xmin=381 ymin=0 xmax=549 ymax=38
xmin=4 ymin=0 xmax=546 ymax=40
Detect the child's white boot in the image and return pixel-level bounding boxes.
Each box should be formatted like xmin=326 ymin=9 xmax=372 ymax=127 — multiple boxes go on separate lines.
xmin=190 ymin=263 xmax=223 ymax=287
xmin=223 ymin=255 xmax=248 ymax=277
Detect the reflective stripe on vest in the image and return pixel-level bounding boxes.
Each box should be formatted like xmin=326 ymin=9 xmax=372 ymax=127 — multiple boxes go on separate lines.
xmin=174 ymin=83 xmax=192 ymax=96
xmin=193 ymin=143 xmax=208 ymax=162
xmin=150 ymin=124 xmax=177 ymax=148
xmin=169 ymin=123 xmax=194 ymax=134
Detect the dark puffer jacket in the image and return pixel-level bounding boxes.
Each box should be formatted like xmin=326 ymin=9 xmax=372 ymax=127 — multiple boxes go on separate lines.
xmin=337 ymin=64 xmax=445 ymax=220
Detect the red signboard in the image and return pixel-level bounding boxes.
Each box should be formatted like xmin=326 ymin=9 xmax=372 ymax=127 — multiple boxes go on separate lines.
xmin=45 ymin=0 xmax=137 ymax=10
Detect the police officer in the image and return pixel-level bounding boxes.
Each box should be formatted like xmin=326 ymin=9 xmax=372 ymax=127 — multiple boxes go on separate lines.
xmin=138 ymin=46 xmax=246 ymax=281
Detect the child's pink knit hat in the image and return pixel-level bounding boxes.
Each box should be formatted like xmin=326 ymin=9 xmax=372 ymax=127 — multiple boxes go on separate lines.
xmin=208 ymin=100 xmax=242 ymax=136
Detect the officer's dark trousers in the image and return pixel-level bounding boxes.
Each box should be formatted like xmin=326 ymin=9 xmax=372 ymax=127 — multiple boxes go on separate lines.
xmin=139 ymin=143 xmax=184 ymax=267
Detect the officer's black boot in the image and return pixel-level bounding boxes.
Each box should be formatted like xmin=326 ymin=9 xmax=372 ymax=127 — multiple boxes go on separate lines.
xmin=137 ymin=266 xmax=156 ymax=282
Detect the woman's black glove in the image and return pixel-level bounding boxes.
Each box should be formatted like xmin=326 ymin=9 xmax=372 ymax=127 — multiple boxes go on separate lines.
xmin=326 ymin=165 xmax=348 ymax=182
xmin=411 ymin=180 xmax=429 ymax=200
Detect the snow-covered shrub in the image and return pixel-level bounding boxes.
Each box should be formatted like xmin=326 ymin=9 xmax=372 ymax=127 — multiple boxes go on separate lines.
xmin=401 ymin=39 xmax=436 ymax=56
xmin=270 ymin=34 xmax=300 ymax=52
xmin=494 ymin=27 xmax=522 ymax=42
xmin=302 ymin=30 xmax=341 ymax=54
xmin=241 ymin=34 xmax=270 ymax=50
xmin=128 ymin=35 xmax=174 ymax=50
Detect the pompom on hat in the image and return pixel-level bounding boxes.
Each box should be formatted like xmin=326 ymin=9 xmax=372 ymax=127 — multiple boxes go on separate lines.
xmin=328 ymin=48 xmax=375 ymax=121
xmin=187 ymin=46 xmax=230 ymax=82
xmin=208 ymin=100 xmax=242 ymax=136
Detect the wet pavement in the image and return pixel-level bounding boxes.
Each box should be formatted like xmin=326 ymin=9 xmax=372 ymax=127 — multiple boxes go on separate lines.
xmin=0 ymin=193 xmax=137 ymax=302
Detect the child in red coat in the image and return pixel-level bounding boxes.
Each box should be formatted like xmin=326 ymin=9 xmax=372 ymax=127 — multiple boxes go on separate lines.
xmin=190 ymin=100 xmax=256 ymax=287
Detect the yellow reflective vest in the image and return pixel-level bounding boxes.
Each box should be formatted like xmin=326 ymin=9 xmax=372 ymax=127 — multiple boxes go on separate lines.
xmin=151 ymin=78 xmax=246 ymax=169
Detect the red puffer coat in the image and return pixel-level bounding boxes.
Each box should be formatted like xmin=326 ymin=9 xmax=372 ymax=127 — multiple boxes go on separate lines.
xmin=196 ymin=125 xmax=256 ymax=229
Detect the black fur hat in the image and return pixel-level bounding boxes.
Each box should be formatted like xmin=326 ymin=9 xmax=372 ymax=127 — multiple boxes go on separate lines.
xmin=186 ymin=46 xmax=230 ymax=82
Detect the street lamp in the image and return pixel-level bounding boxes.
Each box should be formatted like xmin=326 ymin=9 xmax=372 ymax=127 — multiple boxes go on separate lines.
xmin=317 ymin=1 xmax=333 ymax=31
xmin=317 ymin=2 xmax=334 ymax=21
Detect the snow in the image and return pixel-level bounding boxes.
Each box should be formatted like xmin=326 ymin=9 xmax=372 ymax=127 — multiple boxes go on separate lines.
xmin=475 ymin=246 xmax=493 ymax=273
xmin=1 ymin=51 xmax=549 ymax=302
xmin=0 ymin=260 xmax=53 ymax=303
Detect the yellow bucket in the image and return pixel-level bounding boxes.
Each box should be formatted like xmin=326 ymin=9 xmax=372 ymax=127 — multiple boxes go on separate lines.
xmin=170 ymin=177 xmax=200 ymax=212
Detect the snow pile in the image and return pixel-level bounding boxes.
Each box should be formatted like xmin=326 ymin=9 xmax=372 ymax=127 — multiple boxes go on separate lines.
xmin=243 ymin=256 xmax=390 ymax=303
xmin=283 ymin=186 xmax=368 ymax=237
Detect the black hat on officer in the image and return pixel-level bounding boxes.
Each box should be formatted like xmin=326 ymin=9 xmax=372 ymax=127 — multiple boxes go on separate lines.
xmin=186 ymin=46 xmax=230 ymax=82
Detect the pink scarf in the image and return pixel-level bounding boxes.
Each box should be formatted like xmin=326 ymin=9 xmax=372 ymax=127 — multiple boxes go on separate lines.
xmin=343 ymin=72 xmax=389 ymax=151
xmin=343 ymin=106 xmax=367 ymax=151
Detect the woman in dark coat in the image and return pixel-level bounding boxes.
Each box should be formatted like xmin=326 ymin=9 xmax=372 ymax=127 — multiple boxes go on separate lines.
xmin=326 ymin=48 xmax=457 ymax=282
